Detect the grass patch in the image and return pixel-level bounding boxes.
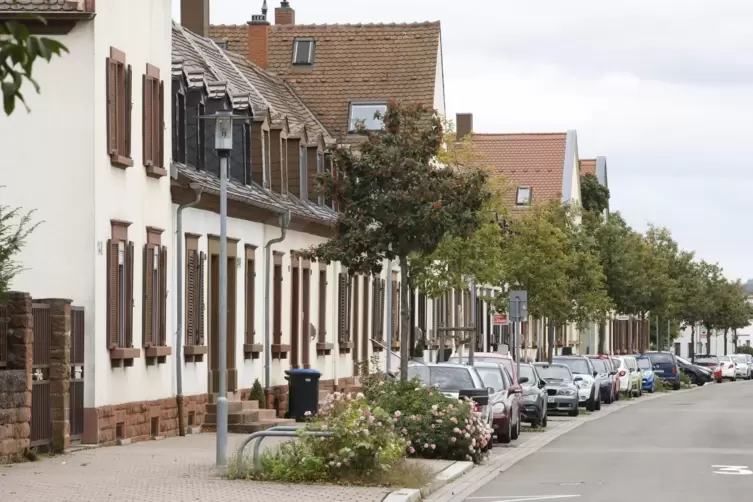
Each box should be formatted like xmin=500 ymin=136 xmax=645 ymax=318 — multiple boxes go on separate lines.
xmin=653 ymin=379 xmax=670 ymax=393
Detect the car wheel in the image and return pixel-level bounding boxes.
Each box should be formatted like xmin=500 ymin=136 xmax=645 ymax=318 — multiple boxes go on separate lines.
xmin=595 ymin=396 xmax=602 ymax=410
xmin=499 ymin=420 xmax=512 ymax=444
xmin=511 ymin=416 xmax=521 ymax=440
xmin=732 ymin=376 xmax=737 ymax=382
xmin=541 ymin=411 xmax=548 ymax=427
xmin=673 ymin=380 xmax=681 ymax=390
xmin=568 ymin=406 xmax=579 ymax=417
xmin=649 ymin=382 xmax=655 ymax=393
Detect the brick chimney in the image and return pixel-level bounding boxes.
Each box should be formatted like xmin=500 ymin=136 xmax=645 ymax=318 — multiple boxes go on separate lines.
xmin=275 ymin=1 xmax=295 ymax=25
xmin=181 ymin=0 xmax=209 ymax=37
xmin=456 ymin=113 xmax=473 ymax=140
xmin=247 ymin=1 xmax=270 ymax=69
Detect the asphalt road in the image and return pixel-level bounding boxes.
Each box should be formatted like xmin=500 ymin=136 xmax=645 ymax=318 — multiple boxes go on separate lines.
xmin=464 ymin=381 xmax=753 ymax=502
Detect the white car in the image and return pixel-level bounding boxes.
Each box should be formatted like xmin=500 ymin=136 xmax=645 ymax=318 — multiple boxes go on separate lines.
xmin=731 ymin=354 xmax=751 ymax=380
xmin=718 ymin=356 xmax=737 ymax=381
xmin=613 ymin=356 xmax=633 ymax=394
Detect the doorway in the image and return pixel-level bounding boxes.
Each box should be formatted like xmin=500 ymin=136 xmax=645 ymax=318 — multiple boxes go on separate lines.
xmin=208 ymin=237 xmax=238 ymax=394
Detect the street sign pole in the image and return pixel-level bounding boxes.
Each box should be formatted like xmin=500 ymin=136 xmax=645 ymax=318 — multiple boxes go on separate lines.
xmin=509 ymin=291 xmax=528 ymax=376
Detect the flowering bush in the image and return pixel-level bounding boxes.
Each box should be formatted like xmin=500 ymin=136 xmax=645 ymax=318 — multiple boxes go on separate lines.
xmin=236 ymin=392 xmax=406 ymax=483
xmin=364 ymin=379 xmax=493 ymax=463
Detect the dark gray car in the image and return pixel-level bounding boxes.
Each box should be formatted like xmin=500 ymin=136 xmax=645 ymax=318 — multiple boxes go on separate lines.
xmin=518 ymin=363 xmax=547 ymax=427
xmin=533 ymin=362 xmax=581 ymax=417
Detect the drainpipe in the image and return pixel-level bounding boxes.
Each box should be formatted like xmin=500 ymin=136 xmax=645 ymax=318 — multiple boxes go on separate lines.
xmin=264 ymin=210 xmax=291 ymax=409
xmin=176 ymin=183 xmax=203 ymax=437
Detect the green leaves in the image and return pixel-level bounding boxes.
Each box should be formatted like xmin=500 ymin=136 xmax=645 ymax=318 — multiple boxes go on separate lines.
xmin=580 ymin=173 xmax=610 ymax=213
xmin=1 ymin=20 xmax=68 ymax=115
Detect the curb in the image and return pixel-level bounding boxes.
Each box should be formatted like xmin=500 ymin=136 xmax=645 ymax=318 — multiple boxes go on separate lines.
xmin=383 ymin=461 xmax=475 ymax=502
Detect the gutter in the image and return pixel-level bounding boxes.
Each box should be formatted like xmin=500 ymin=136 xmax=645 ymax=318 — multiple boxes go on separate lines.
xmin=175 ymin=183 xmax=203 ymax=437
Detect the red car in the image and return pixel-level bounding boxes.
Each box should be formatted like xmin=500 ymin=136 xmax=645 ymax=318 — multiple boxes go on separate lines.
xmin=695 ymin=355 xmax=723 ymax=383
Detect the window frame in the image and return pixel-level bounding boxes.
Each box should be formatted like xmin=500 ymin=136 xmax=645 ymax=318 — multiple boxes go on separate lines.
xmin=107 ymin=220 xmax=138 ymax=363
xmin=184 ymin=235 xmax=207 ymax=362
xmin=348 ymin=101 xmax=388 ymax=134
xmin=515 ymin=186 xmax=532 ymax=206
xmin=292 ymin=38 xmax=315 ymax=66
xmin=143 ymin=63 xmax=166 ymax=178
xmin=299 ymin=143 xmax=308 ymax=201
xmin=106 ymin=47 xmax=133 ymax=169
xmin=262 ymin=129 xmax=272 ymax=189
xmin=143 ymin=227 xmax=168 ymax=363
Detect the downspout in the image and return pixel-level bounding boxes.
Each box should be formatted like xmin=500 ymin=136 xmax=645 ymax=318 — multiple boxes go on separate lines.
xmin=264 ymin=210 xmax=291 ymax=409
xmin=176 ymin=183 xmax=203 ymax=437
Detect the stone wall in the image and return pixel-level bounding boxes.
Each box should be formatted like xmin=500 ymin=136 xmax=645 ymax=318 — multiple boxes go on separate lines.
xmin=84 ymin=393 xmax=207 ymax=445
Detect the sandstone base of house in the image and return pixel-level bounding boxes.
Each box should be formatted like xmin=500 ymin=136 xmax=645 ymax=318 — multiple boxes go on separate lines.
xmin=0 ymin=369 xmax=31 ymax=464
xmin=240 ymin=377 xmax=360 ymax=419
xmin=82 ymin=394 xmax=207 ymax=445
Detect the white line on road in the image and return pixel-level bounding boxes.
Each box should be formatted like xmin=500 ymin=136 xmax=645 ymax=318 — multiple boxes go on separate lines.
xmin=711 ymin=465 xmax=753 ymax=475
xmin=466 ymin=495 xmax=581 ymax=501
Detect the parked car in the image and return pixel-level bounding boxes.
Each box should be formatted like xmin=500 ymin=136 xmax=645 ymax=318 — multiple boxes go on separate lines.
xmin=518 ymin=363 xmax=548 ymax=427
xmin=635 ymin=355 xmax=656 ymax=392
xmin=473 ymin=362 xmax=524 ymax=444
xmin=553 ymin=355 xmax=602 ymax=411
xmin=675 ymin=355 xmax=713 ymax=386
xmin=644 ymin=351 xmax=681 ymax=390
xmin=587 ymin=355 xmax=616 ymax=403
xmin=694 ymin=355 xmax=723 ymax=383
xmin=604 ymin=356 xmax=621 ymax=401
xmin=533 ymin=362 xmax=581 ymax=417
xmin=731 ymin=354 xmax=751 ymax=380
xmin=624 ymin=356 xmax=643 ymax=397
xmin=449 ymin=352 xmax=520 ymax=386
xmin=718 ymin=355 xmax=737 ymax=381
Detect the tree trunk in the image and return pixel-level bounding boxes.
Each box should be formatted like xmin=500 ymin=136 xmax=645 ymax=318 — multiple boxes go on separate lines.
xmin=597 ymin=321 xmax=606 ymax=355
xmin=398 ymin=256 xmax=411 ymax=380
xmin=724 ymin=328 xmax=728 ymax=356
xmin=547 ymin=318 xmax=555 ymax=364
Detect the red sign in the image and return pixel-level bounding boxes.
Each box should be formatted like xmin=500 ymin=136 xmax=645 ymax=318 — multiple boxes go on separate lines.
xmin=493 ymin=314 xmax=508 ymax=325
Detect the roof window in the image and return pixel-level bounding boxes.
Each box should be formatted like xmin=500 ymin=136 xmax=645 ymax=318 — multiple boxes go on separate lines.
xmin=516 ymin=187 xmax=532 ymax=206
xmin=348 ymin=102 xmax=387 ymax=134
xmin=293 ymin=38 xmax=315 ymax=65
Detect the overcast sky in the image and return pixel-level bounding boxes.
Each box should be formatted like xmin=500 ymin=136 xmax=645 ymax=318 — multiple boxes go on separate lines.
xmin=175 ymin=1 xmax=753 ymax=281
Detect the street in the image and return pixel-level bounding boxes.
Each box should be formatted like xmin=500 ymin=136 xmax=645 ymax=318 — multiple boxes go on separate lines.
xmin=462 ymin=381 xmax=753 ymax=502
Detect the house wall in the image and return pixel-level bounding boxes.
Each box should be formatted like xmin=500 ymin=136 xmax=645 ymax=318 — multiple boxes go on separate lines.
xmin=433 ymin=37 xmax=446 ymax=118
xmin=91 ymin=0 xmax=174 ymax=408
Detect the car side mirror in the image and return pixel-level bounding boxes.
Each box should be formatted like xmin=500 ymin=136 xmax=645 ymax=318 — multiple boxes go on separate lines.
xmin=539 ymin=379 xmax=547 ymax=387
xmin=487 ymin=387 xmax=496 ymax=395
xmin=519 ymin=376 xmax=529 ymax=384
xmin=609 ymin=371 xmax=617 ymax=376
xmin=593 ymin=371 xmax=598 ymax=377
xmin=574 ymin=376 xmax=583 ymax=382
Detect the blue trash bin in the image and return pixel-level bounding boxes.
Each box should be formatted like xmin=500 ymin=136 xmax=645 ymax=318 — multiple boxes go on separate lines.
xmin=284 ymin=368 xmax=322 ymax=421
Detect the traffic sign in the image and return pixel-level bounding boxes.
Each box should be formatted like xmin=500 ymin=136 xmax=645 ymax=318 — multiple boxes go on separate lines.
xmin=509 ymin=290 xmax=528 ymax=322
xmin=493 ymin=314 xmax=508 ymax=325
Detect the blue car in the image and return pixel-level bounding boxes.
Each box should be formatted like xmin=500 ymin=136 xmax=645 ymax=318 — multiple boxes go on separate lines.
xmin=636 ymin=355 xmax=655 ymax=393
xmin=644 ymin=351 xmax=681 ymax=390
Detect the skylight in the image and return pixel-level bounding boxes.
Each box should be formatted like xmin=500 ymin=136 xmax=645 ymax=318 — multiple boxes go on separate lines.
xmin=516 ymin=187 xmax=532 ymax=206
xmin=293 ymin=38 xmax=315 ymax=65
xmin=348 ymin=103 xmax=387 ymax=134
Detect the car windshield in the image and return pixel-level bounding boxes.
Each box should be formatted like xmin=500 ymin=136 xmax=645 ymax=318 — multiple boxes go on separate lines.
xmin=535 ymin=364 xmax=572 ymax=381
xmin=733 ymin=355 xmax=747 ymax=364
xmin=720 ymin=356 xmax=731 ymax=362
xmin=695 ymin=356 xmax=719 ymax=365
xmin=647 ymin=353 xmax=674 ymax=364
xmin=519 ymin=365 xmax=536 ymax=385
xmin=448 ymin=356 xmax=514 ymax=377
xmin=554 ymin=358 xmax=590 ymax=375
xmin=590 ymin=358 xmax=607 ymax=373
xmin=637 ymin=358 xmax=651 ymax=370
xmin=625 ymin=357 xmax=637 ymax=370
xmin=476 ymin=367 xmax=506 ymax=392
xmin=407 ymin=366 xmax=475 ymax=391
xmin=611 ymin=358 xmax=622 ymax=369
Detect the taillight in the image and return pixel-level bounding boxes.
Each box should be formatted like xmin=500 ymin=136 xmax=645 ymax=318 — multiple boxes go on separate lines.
xmin=729 ymin=364 xmax=735 ymax=369
xmin=619 ymin=370 xmax=626 ymax=377
xmin=474 ymin=404 xmax=483 ymax=413
xmin=671 ymin=367 xmax=677 ymax=374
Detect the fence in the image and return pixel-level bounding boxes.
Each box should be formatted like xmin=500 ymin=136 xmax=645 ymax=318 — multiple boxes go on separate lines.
xmin=70 ymin=307 xmax=85 ymax=440
xmin=30 ymin=303 xmax=52 ymax=447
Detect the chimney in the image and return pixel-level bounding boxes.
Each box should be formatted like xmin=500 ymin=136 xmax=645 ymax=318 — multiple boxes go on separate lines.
xmin=456 ymin=113 xmax=473 ymax=140
xmin=275 ymin=1 xmax=295 ymax=25
xmin=181 ymin=0 xmax=209 ymax=37
xmin=247 ymin=1 xmax=270 ymax=69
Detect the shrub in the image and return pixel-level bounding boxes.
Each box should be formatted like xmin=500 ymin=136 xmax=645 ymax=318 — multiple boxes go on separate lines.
xmin=249 ymin=378 xmax=266 ymax=408
xmin=365 ymin=379 xmax=492 ymax=463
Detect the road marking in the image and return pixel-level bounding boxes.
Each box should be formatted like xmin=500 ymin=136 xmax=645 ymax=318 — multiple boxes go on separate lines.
xmin=712 ymin=465 xmax=753 ymax=475
xmin=466 ymin=496 xmax=581 ymax=501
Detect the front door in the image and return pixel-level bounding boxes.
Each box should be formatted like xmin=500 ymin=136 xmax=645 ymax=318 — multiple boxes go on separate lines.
xmin=208 ymin=251 xmax=237 ymax=394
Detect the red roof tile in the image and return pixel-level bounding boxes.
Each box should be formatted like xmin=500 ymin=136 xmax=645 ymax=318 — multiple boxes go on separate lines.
xmin=579 ymin=159 xmax=596 ymax=176
xmin=0 ymin=0 xmax=89 ymax=12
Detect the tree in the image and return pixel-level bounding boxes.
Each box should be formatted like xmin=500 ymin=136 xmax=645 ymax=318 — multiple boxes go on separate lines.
xmin=304 ymin=102 xmax=491 ymax=378
xmin=0 ymin=197 xmax=37 ymax=299
xmin=1 ymin=19 xmax=67 ymax=115
xmin=580 ymin=173 xmax=610 ymax=214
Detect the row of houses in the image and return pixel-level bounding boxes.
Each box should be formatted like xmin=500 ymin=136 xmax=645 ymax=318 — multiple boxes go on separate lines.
xmin=0 ymin=0 xmax=637 ymax=451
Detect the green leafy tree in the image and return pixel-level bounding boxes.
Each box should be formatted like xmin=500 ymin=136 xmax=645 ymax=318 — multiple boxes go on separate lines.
xmin=304 ymin=102 xmax=491 ymax=378
xmin=580 ymin=173 xmax=610 ymax=214
xmin=1 ymin=19 xmax=67 ymax=115
xmin=0 ymin=197 xmax=37 ymax=299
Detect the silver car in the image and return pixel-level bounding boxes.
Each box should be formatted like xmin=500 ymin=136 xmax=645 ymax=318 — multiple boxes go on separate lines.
xmin=534 ymin=362 xmax=581 ymax=416
xmin=553 ymin=356 xmax=603 ymax=411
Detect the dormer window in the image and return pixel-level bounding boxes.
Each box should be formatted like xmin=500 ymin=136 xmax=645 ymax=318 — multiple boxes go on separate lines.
xmin=293 ymin=38 xmax=315 ymax=65
xmin=516 ymin=186 xmax=532 ymax=206
xmin=348 ymin=102 xmax=387 ymax=134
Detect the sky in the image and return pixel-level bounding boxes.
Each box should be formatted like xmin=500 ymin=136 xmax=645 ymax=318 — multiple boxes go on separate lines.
xmin=174 ymin=1 xmax=753 ymax=281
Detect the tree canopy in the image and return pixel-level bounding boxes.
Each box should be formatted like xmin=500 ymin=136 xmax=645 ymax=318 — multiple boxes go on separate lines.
xmin=580 ymin=173 xmax=610 ymax=214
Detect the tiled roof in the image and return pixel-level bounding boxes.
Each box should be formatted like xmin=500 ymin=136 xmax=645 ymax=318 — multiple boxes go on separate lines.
xmin=471 ymin=133 xmax=568 ymax=210
xmin=0 ymin=0 xmax=88 ymax=11
xmin=209 ymin=22 xmax=441 ymax=139
xmin=579 ymin=159 xmax=597 ymax=176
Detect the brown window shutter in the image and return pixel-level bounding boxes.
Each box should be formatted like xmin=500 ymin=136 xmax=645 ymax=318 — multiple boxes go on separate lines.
xmin=143 ymin=244 xmax=154 ymax=347
xmin=380 ymin=279 xmax=386 ymax=341
xmin=245 ymin=259 xmax=254 ymax=344
xmin=273 ymin=263 xmax=282 ymax=345
xmin=301 ymin=263 xmax=311 ymax=368
xmin=371 ymin=277 xmax=380 ymax=342
xmin=352 ymin=275 xmax=359 ymax=354
xmin=143 ymin=75 xmax=154 ymax=166
xmin=158 ymin=80 xmax=165 ymax=168
xmin=186 ymin=249 xmax=196 ymax=346
xmin=124 ymin=65 xmax=133 ymax=158
xmin=337 ymin=272 xmax=347 ymax=342
xmin=160 ymin=245 xmax=167 ymax=346
xmin=125 ymin=241 xmax=135 ymax=348
xmin=361 ymin=275 xmax=369 ymax=361
xmin=290 ymin=260 xmax=300 ymax=368
xmin=106 ymin=58 xmax=118 ymax=155
xmin=106 ymin=239 xmax=119 ymax=349
xmin=392 ymin=279 xmax=399 ymax=342
xmin=318 ymin=269 xmax=327 ymax=343
xmin=198 ymin=251 xmax=206 ymax=345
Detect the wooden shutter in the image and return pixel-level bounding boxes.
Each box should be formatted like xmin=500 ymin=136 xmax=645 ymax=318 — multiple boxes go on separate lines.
xmin=159 ymin=246 xmax=167 ymax=346
xmin=361 ymin=275 xmax=369 ymax=360
xmin=352 ymin=275 xmax=359 ymax=349
xmin=106 ymin=239 xmax=119 ymax=349
xmin=186 ymin=249 xmax=196 ymax=346
xmin=380 ymin=279 xmax=386 ymax=341
xmin=106 ymin=59 xmax=118 ymax=155
xmin=143 ymin=74 xmax=154 ymax=166
xmin=158 ymin=80 xmax=164 ymax=168
xmin=371 ymin=278 xmax=380 ymax=341
xmin=291 ymin=260 xmax=300 ymax=368
xmin=245 ymin=258 xmax=255 ymax=344
xmin=392 ymin=277 xmax=399 ymax=342
xmin=198 ymin=251 xmax=206 ymax=345
xmin=337 ymin=272 xmax=348 ymax=342
xmin=318 ymin=269 xmax=327 ymax=343
xmin=125 ymin=241 xmax=135 ymax=348
xmin=143 ymin=244 xmax=154 ymax=347
xmin=302 ymin=263 xmax=311 ymax=368
xmin=273 ymin=263 xmax=282 ymax=345
xmin=124 ymin=65 xmax=132 ymax=158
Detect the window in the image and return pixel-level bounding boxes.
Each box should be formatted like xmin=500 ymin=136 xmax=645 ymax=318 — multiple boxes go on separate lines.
xmin=272 ymin=252 xmax=283 ymax=345
xmin=317 ymin=269 xmax=328 ymax=346
xmin=262 ymin=129 xmax=271 ymax=189
xmin=281 ymin=137 xmax=288 ymax=195
xmin=337 ymin=272 xmax=350 ymax=345
xmin=229 ymin=119 xmax=250 ymax=184
xmin=186 ymin=102 xmax=206 ymax=170
xmin=299 ymin=144 xmax=308 ymax=201
xmin=245 ymin=246 xmax=256 ymax=346
xmin=348 ymin=103 xmax=387 ymax=133
xmin=316 ymin=151 xmax=325 ymax=206
xmin=516 ymin=187 xmax=532 ymax=206
xmin=371 ymin=278 xmax=385 ymax=344
xmin=107 ymin=221 xmax=136 ymax=361
xmin=172 ymin=87 xmax=186 ymax=164
xmin=142 ymin=64 xmax=165 ymax=177
xmin=185 ymin=236 xmax=206 ymax=355
xmin=291 ymin=256 xmax=300 ymax=368
xmin=292 ymin=38 xmax=315 ymax=65
xmin=106 ymin=47 xmax=133 ymax=168
xmin=392 ymin=273 xmax=400 ymax=343
xmin=143 ymin=228 xmax=168 ymax=363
